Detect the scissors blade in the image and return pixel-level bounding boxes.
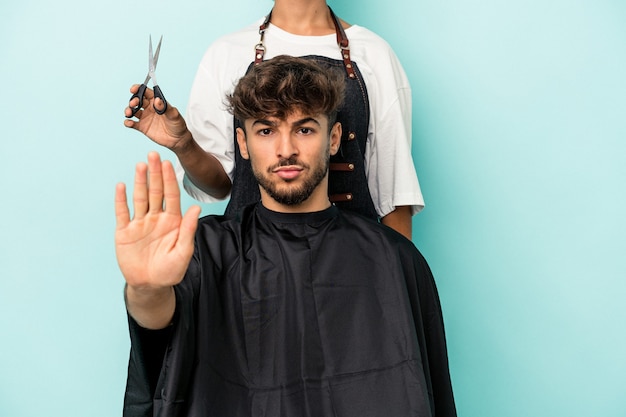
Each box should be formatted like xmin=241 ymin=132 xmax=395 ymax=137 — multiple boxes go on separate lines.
xmin=149 ymin=35 xmax=162 ymax=75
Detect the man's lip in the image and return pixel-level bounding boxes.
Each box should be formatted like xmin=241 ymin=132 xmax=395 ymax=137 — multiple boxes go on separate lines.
xmin=273 ymin=165 xmax=302 ymax=172
xmin=273 ymin=166 xmax=303 ymax=179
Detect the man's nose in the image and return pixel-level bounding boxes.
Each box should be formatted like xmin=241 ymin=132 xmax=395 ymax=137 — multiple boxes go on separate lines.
xmin=276 ymin=133 xmax=298 ymax=158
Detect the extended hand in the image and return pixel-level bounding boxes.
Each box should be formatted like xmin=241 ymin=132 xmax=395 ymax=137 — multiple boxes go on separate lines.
xmin=123 ymin=84 xmax=193 ymax=150
xmin=115 ymin=152 xmax=201 ymax=291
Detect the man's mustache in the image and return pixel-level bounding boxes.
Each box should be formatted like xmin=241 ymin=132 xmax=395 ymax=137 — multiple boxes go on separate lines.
xmin=268 ymin=157 xmax=309 ymax=172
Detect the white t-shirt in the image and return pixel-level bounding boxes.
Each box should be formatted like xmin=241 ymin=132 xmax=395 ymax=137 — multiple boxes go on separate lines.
xmin=180 ymin=18 xmax=424 ymax=217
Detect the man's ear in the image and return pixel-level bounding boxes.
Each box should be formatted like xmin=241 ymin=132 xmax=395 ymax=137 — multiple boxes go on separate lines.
xmin=236 ymin=127 xmax=250 ymax=160
xmin=329 ymin=122 xmax=342 ymax=156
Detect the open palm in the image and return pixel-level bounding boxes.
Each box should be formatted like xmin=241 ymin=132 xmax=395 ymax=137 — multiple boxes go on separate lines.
xmin=115 ymin=152 xmax=200 ymax=290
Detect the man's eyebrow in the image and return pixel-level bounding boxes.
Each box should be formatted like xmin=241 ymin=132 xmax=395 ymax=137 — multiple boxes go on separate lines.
xmin=292 ymin=117 xmax=322 ymax=127
xmin=250 ymin=117 xmax=322 ymax=128
xmin=251 ymin=119 xmax=277 ymax=128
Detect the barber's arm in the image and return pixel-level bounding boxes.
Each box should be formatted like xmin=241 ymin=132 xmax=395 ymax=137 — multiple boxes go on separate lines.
xmin=381 ymin=205 xmax=413 ymax=240
xmin=115 ymin=152 xmax=200 ymax=329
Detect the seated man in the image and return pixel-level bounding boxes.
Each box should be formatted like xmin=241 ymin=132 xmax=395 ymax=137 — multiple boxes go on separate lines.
xmin=115 ymin=55 xmax=456 ymax=417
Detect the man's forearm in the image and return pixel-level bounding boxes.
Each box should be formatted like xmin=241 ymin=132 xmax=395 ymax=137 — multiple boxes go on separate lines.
xmin=173 ymin=136 xmax=232 ymax=199
xmin=125 ymin=285 xmax=176 ymax=330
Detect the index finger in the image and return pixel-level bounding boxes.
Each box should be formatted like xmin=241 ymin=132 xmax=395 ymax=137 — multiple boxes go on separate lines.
xmin=161 ymin=159 xmax=181 ymax=217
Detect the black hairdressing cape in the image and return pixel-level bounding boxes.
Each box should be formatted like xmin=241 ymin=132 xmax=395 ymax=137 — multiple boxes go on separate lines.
xmin=123 ymin=203 xmax=456 ymax=417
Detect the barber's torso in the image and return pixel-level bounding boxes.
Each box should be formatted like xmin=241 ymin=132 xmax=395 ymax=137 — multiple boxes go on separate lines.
xmin=183 ymin=17 xmax=421 ymax=218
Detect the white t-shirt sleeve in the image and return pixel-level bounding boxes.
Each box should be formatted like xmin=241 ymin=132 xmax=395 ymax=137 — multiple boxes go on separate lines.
xmin=356 ymin=29 xmax=424 ymax=217
xmin=177 ymin=57 xmax=235 ymax=203
xmin=176 ymin=25 xmax=258 ymax=203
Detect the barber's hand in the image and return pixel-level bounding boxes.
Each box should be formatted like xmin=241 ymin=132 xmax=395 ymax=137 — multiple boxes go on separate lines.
xmin=115 ymin=152 xmax=201 ymax=291
xmin=124 ymin=84 xmax=193 ymax=151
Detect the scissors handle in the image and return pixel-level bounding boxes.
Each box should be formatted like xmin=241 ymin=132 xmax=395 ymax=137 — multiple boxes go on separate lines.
xmin=153 ymin=85 xmax=168 ymax=115
xmin=127 ymin=83 xmax=148 ymax=118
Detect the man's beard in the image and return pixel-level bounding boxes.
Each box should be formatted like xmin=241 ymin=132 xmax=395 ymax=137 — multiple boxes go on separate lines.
xmin=253 ymin=154 xmax=329 ymax=206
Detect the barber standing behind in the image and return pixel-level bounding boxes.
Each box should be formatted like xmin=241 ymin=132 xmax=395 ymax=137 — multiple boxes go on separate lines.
xmin=124 ymin=0 xmax=424 ymax=240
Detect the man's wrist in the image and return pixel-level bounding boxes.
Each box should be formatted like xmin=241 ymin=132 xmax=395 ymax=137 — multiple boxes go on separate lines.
xmin=124 ymin=284 xmax=176 ymax=330
xmin=124 ymin=283 xmax=174 ymax=308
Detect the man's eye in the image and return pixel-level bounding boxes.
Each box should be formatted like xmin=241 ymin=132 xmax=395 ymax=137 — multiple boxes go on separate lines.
xmin=258 ymin=128 xmax=273 ymax=136
xmin=299 ymin=128 xmax=313 ymax=134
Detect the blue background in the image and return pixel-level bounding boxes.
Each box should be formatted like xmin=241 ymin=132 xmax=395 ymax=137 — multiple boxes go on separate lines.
xmin=1 ymin=1 xmax=625 ymax=416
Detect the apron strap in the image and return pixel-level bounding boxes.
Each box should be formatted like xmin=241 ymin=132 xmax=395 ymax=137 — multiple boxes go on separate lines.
xmin=328 ymin=7 xmax=356 ymax=79
xmin=254 ymin=12 xmax=271 ymax=65
xmin=254 ymin=7 xmax=356 ymax=79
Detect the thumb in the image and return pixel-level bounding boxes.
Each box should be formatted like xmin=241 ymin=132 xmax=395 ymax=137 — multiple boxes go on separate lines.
xmin=178 ymin=205 xmax=201 ymax=247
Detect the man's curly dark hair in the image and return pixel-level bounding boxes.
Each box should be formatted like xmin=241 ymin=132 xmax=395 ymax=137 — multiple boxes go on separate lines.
xmin=227 ymin=55 xmax=345 ymax=129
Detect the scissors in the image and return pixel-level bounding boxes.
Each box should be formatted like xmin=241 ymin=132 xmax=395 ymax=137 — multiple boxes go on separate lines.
xmin=127 ymin=35 xmax=168 ymax=117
